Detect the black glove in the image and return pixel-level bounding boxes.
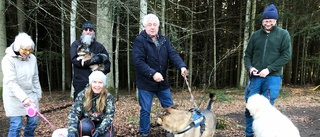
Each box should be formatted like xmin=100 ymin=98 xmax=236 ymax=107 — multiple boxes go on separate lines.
xmin=92 ymin=131 xmax=100 ymax=137
xmin=91 ymin=54 xmax=104 ymax=64
xmin=67 ymin=132 xmax=77 ymax=137
xmin=99 ymin=53 xmax=109 ymax=63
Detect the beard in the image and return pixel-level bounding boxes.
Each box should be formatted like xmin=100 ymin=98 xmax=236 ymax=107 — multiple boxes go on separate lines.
xmin=81 ymin=34 xmax=95 ymax=45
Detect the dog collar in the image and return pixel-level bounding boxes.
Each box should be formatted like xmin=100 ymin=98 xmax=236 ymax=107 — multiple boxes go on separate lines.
xmin=176 ymin=108 xmax=206 ymax=134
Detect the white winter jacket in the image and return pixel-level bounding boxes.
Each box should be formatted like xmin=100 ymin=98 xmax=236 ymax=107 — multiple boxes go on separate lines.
xmin=2 ymin=44 xmax=42 ymax=116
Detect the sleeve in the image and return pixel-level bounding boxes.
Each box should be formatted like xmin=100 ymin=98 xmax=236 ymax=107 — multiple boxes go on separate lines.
xmin=244 ymin=33 xmax=255 ymax=71
xmin=132 ymin=37 xmax=157 ymax=77
xmin=1 ymin=56 xmax=28 ymax=102
xmin=96 ymin=94 xmax=115 ymax=134
xmin=101 ymin=47 xmax=111 ymax=74
xmin=67 ymin=93 xmax=84 ymax=132
xmin=267 ymin=30 xmax=292 ymax=73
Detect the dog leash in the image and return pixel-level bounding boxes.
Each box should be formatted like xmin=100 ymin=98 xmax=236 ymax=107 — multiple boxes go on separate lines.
xmin=183 ymin=75 xmax=198 ymax=108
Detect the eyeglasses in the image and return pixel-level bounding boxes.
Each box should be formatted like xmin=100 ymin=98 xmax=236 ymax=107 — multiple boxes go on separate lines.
xmin=21 ymin=48 xmax=33 ymax=53
xmin=83 ymin=28 xmax=94 ymax=32
xmin=262 ymin=19 xmax=276 ymax=24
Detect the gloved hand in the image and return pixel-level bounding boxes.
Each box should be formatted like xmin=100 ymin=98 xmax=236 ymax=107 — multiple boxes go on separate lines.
xmin=92 ymin=131 xmax=100 ymax=137
xmin=259 ymin=68 xmax=270 ymax=78
xmin=67 ymin=132 xmax=77 ymax=137
xmin=181 ymin=67 xmax=189 ymax=77
xmin=99 ymin=53 xmax=109 ymax=63
xmin=91 ymin=54 xmax=104 ymax=64
xmin=249 ymin=67 xmax=259 ymax=76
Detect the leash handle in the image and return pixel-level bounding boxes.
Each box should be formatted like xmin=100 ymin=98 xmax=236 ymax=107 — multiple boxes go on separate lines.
xmin=183 ymin=75 xmax=198 ymax=108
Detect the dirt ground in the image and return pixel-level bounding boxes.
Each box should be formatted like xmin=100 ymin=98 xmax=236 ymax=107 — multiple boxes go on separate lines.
xmin=0 ymin=87 xmax=320 ymax=137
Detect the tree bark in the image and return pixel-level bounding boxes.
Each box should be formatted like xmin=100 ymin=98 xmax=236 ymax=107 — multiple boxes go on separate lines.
xmin=97 ymin=0 xmax=115 ymax=88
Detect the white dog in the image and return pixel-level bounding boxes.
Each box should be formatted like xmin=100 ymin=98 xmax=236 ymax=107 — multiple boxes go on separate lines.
xmin=246 ymin=94 xmax=300 ymax=137
xmin=52 ymin=128 xmax=68 ymax=137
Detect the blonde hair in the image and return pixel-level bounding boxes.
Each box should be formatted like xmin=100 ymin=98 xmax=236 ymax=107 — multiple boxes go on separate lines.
xmin=83 ymin=86 xmax=109 ymax=112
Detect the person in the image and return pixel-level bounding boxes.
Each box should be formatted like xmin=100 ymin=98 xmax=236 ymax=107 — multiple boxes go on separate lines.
xmin=1 ymin=32 xmax=42 ymax=137
xmin=243 ymin=4 xmax=292 ymax=137
xmin=132 ymin=13 xmax=189 ymax=137
xmin=70 ymin=21 xmax=111 ymax=101
xmin=67 ymin=70 xmax=115 ymax=137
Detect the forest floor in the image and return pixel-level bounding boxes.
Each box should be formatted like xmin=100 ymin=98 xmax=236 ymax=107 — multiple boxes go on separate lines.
xmin=0 ymin=86 xmax=320 ymax=137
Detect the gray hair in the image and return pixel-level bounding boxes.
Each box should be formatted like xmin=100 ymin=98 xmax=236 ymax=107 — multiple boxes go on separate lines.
xmin=13 ymin=32 xmax=35 ymax=52
xmin=142 ymin=13 xmax=160 ymax=27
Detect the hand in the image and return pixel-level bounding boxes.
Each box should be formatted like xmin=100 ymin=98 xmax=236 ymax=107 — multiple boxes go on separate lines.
xmin=249 ymin=67 xmax=259 ymax=76
xmin=22 ymin=98 xmax=33 ymax=107
xmin=99 ymin=53 xmax=109 ymax=62
xmin=67 ymin=132 xmax=77 ymax=137
xmin=181 ymin=67 xmax=189 ymax=77
xmin=259 ymin=68 xmax=270 ymax=78
xmin=91 ymin=54 xmax=103 ymax=64
xmin=92 ymin=131 xmax=100 ymax=137
xmin=153 ymin=72 xmax=164 ymax=82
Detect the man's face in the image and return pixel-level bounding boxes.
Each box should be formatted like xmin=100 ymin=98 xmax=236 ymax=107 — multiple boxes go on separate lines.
xmin=144 ymin=19 xmax=159 ymax=38
xmin=81 ymin=29 xmax=95 ymax=45
xmin=262 ymin=19 xmax=277 ymax=32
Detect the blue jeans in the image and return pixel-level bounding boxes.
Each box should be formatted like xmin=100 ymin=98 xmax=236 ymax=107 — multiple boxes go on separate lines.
xmin=244 ymin=76 xmax=281 ymax=136
xmin=138 ymin=88 xmax=174 ymax=134
xmin=8 ymin=116 xmax=38 ymax=137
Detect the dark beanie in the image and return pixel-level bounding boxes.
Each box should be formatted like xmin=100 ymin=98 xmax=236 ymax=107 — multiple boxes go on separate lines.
xmin=82 ymin=21 xmax=95 ymax=31
xmin=262 ymin=4 xmax=278 ymax=19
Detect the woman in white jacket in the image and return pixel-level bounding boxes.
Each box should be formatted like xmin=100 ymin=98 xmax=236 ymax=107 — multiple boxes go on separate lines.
xmin=2 ymin=32 xmax=42 ymax=137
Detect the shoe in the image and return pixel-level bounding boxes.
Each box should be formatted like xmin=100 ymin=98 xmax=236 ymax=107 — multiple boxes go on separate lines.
xmin=140 ymin=133 xmax=150 ymax=137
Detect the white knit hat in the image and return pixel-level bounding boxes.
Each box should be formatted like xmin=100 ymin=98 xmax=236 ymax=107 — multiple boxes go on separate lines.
xmin=89 ymin=71 xmax=106 ymax=86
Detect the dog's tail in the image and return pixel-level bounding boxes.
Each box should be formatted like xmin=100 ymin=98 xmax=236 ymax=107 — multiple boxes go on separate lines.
xmin=206 ymin=93 xmax=215 ymax=110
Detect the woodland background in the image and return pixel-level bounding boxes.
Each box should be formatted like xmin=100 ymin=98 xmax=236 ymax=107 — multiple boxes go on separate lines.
xmin=0 ymin=0 xmax=320 ymax=97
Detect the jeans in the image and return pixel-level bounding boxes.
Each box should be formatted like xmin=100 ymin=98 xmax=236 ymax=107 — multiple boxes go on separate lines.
xmin=244 ymin=76 xmax=281 ymax=136
xmin=8 ymin=116 xmax=38 ymax=137
xmin=138 ymin=88 xmax=174 ymax=134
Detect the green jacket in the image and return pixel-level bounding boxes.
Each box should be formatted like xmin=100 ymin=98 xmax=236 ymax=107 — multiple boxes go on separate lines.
xmin=68 ymin=89 xmax=115 ymax=134
xmin=244 ymin=26 xmax=292 ymax=76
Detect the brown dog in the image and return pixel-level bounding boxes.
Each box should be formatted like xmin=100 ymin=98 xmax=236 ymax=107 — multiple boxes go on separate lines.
xmin=76 ymin=44 xmax=107 ymax=71
xmin=157 ymin=93 xmax=217 ymax=137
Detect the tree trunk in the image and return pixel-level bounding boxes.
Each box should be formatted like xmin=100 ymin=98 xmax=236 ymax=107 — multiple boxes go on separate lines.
xmin=140 ymin=0 xmax=147 ymax=32
xmin=0 ymin=0 xmax=6 ymax=89
xmin=115 ymin=6 xmax=120 ymax=100
xmin=97 ymin=0 xmax=115 ymax=88
xmin=61 ymin=0 xmax=65 ymax=93
xmin=239 ymin=0 xmax=252 ymax=87
xmin=212 ymin=0 xmax=217 ymax=88
xmin=70 ymin=0 xmax=77 ymax=98
xmin=126 ymin=10 xmax=131 ymax=94
xmin=17 ymin=0 xmax=25 ymax=32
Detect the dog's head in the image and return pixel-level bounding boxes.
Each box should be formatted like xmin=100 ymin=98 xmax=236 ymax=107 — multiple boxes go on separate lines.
xmin=246 ymin=94 xmax=271 ymax=118
xmin=77 ymin=44 xmax=90 ymax=56
xmin=156 ymin=105 xmax=192 ymax=133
